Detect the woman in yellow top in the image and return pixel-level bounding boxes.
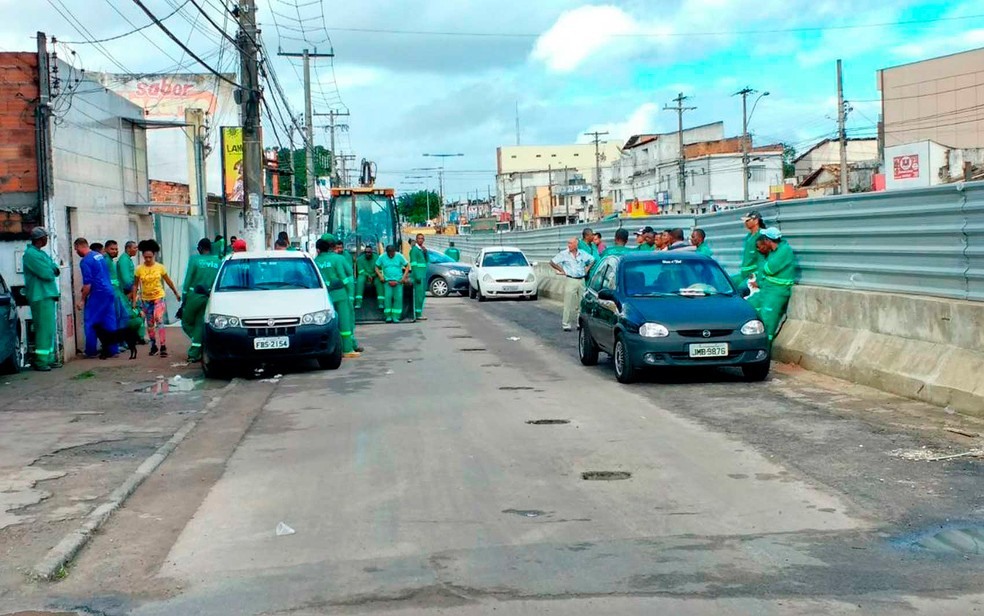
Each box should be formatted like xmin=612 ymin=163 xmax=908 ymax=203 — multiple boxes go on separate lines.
xmin=134 ymin=240 xmax=181 ymax=358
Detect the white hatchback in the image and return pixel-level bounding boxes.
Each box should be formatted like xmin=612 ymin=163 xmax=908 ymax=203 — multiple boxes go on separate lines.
xmin=468 ymin=247 xmax=538 ymax=301
xmin=202 ymin=251 xmax=342 ymax=377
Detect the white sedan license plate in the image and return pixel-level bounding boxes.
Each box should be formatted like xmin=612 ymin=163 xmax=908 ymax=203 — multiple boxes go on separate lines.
xmin=689 ymin=342 xmax=728 ymax=358
xmin=502 ymin=285 xmax=518 ymax=292
xmin=254 ymin=336 xmax=289 ymax=351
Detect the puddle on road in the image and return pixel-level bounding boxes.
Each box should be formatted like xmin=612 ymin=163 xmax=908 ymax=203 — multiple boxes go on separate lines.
xmin=134 ymin=375 xmax=209 ymax=396
xmin=894 ymin=523 xmax=984 ymax=555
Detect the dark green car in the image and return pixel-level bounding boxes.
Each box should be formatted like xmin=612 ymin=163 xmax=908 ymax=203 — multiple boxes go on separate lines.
xmin=577 ymin=251 xmax=771 ymax=384
xmin=0 ymin=272 xmax=21 ymax=374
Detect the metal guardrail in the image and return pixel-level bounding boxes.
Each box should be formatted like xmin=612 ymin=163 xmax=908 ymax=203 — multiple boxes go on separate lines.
xmin=428 ymin=181 xmax=984 ymax=302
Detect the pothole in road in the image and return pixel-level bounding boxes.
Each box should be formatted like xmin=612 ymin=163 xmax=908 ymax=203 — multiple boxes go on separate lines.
xmin=500 ymin=386 xmax=534 ymax=391
xmin=134 ymin=375 xmax=210 ymax=396
xmin=899 ymin=524 xmax=984 ymax=555
xmin=582 ymin=471 xmax=632 ymax=481
xmin=526 ymin=419 xmax=570 ymax=425
xmin=502 ymin=509 xmax=549 ymax=518
xmin=459 ymin=348 xmax=487 ymax=352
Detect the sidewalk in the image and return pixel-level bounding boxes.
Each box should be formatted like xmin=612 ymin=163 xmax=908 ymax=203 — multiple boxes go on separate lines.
xmin=0 ymin=327 xmax=223 ymax=590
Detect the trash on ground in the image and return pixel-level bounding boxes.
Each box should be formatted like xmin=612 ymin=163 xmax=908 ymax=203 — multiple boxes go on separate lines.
xmin=507 ymin=336 xmax=521 ymax=341
xmin=276 ymin=522 xmax=296 ymax=536
xmin=944 ymin=427 xmax=981 ymax=438
xmin=167 ymin=375 xmax=198 ymax=392
xmin=385 ymin=370 xmax=394 ymax=375
xmin=890 ymin=447 xmax=984 ymax=462
xmin=171 ymin=362 xmax=190 ymax=368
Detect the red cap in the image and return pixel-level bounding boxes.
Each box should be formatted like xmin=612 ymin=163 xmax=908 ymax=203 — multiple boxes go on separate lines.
xmin=232 ymin=239 xmax=247 ymax=252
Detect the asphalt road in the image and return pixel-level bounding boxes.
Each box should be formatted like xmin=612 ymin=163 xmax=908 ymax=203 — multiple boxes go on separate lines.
xmin=16 ymin=296 xmax=984 ymax=615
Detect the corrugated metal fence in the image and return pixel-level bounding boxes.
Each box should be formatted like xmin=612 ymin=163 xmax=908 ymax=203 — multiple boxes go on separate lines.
xmin=428 ymin=181 xmax=984 ymax=302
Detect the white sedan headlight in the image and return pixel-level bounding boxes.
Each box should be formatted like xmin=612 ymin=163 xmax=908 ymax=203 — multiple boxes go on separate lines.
xmin=524 ymin=272 xmax=535 ymax=283
xmin=639 ymin=323 xmax=669 ymax=338
xmin=209 ymin=314 xmax=240 ymax=330
xmin=483 ymin=274 xmax=493 ymax=283
xmin=302 ymin=309 xmax=333 ymax=325
xmin=741 ymin=319 xmax=766 ymax=335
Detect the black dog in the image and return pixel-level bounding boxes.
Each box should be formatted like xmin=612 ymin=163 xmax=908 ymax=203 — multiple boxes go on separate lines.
xmin=93 ymin=324 xmax=141 ymax=360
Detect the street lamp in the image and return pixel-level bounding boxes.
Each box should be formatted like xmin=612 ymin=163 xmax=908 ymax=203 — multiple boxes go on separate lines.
xmin=422 ymin=153 xmax=464 ymax=226
xmin=736 ymin=88 xmax=770 ymax=202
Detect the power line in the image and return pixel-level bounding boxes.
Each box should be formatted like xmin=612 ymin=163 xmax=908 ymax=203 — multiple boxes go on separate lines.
xmin=322 ymin=13 xmax=984 ymax=39
xmin=129 ymin=0 xmax=249 ymax=91
xmin=59 ymin=0 xmax=191 ymax=44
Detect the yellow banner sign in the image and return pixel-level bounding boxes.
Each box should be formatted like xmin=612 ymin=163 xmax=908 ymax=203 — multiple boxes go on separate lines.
xmin=221 ymin=127 xmax=243 ymax=202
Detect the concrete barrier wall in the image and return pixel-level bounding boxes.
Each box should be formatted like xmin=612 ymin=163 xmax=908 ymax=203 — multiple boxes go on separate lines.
xmin=775 ymin=286 xmax=984 ymax=416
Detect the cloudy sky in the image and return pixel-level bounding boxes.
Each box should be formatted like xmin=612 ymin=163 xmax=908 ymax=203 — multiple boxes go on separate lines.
xmin=8 ymin=0 xmax=984 ymax=200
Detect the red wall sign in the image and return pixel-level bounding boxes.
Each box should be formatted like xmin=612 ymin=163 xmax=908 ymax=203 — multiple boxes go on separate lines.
xmin=893 ymin=154 xmax=920 ymax=180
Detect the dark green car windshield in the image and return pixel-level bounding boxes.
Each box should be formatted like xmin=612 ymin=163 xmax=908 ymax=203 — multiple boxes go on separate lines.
xmin=622 ymin=259 xmax=734 ymax=297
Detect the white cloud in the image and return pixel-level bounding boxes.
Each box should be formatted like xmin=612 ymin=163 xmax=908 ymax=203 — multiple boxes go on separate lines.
xmin=531 ymin=5 xmax=648 ymax=73
xmin=580 ymin=102 xmax=664 ymax=141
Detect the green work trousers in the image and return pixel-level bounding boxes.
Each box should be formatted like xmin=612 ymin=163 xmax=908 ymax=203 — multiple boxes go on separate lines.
xmin=355 ymin=274 xmax=384 ymax=309
xmin=382 ymin=281 xmax=404 ymax=322
xmin=412 ymin=272 xmax=426 ymax=317
xmin=181 ymin=292 xmax=209 ymax=361
xmin=746 ymin=287 xmax=791 ymax=341
xmin=331 ymin=289 xmax=356 ymax=353
xmin=29 ymin=298 xmax=57 ymax=369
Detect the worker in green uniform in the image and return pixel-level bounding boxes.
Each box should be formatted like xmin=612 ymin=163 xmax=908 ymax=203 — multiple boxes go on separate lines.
xmin=331 ymin=236 xmax=363 ymax=355
xmin=445 ymin=241 xmax=461 ymax=262
xmin=602 ymin=228 xmax=634 ymax=256
xmin=213 ymin=235 xmax=226 ymax=259
xmin=409 ymin=234 xmax=429 ymax=320
xmin=117 ymin=240 xmax=146 ymax=342
xmin=578 ymin=227 xmax=601 ymax=278
xmin=354 ymin=245 xmax=384 ymax=310
xmin=691 ymin=228 xmax=713 ymax=257
xmin=316 ymin=235 xmax=360 ymax=358
xmin=733 ymin=210 xmax=765 ymax=288
xmin=375 ymin=244 xmax=409 ymax=324
xmin=746 ymin=227 xmax=797 ymax=342
xmin=180 ymin=238 xmax=222 ymax=362
xmin=22 ymin=227 xmax=61 ymax=371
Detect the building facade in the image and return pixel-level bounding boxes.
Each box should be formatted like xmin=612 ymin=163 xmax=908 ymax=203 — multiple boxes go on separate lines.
xmin=793 ymin=138 xmax=879 ymax=185
xmin=878 ymin=47 xmax=984 ymax=150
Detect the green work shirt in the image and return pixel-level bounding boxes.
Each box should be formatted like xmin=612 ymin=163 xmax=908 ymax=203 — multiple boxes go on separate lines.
xmin=106 ymin=256 xmax=120 ymax=289
xmin=696 ymin=242 xmax=713 ymax=257
xmin=376 ymin=253 xmax=408 ymax=282
xmin=22 ymin=243 xmax=60 ymax=302
xmin=445 ymin=247 xmax=461 ymax=261
xmin=355 ymin=253 xmax=376 ymax=278
xmin=315 ymin=252 xmax=346 ymax=293
xmin=739 ymin=231 xmax=763 ymax=279
xmin=757 ymin=241 xmax=797 ymax=291
xmin=214 ymin=239 xmax=226 ymax=258
xmin=118 ymin=253 xmax=136 ymax=293
xmin=579 ymin=240 xmax=600 ymax=276
xmin=409 ymin=244 xmax=429 ymax=270
xmin=329 ymin=252 xmax=355 ymax=297
xmin=182 ymin=253 xmax=222 ymax=295
xmin=603 ymin=244 xmax=633 ymax=256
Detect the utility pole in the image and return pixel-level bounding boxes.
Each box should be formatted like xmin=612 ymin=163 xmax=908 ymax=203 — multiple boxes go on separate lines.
xmin=279 ymin=47 xmax=334 ymax=234
xmin=664 ymin=93 xmax=696 ymax=212
xmin=584 ymin=131 xmax=609 ymax=221
xmin=422 ymin=153 xmax=464 ymax=227
xmin=837 ymin=59 xmax=849 ymax=195
xmin=315 ymin=109 xmax=350 ymax=186
xmin=515 ymin=101 xmax=521 ymax=146
xmin=237 ymin=0 xmax=268 ymax=249
xmin=737 ymin=87 xmax=752 ymax=203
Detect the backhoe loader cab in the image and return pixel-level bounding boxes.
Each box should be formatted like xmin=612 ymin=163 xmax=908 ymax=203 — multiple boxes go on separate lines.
xmin=326 ymin=187 xmax=415 ymax=323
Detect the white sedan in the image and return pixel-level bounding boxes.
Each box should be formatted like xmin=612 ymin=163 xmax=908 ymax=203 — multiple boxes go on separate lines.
xmin=468 ymin=246 xmax=538 ymax=301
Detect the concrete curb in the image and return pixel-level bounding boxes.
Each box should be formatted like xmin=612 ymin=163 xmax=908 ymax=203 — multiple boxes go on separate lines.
xmin=31 ymin=378 xmax=242 ymax=581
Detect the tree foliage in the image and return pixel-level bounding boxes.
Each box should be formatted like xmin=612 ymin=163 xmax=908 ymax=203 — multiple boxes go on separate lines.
xmin=275 ymin=147 xmax=332 ymax=197
xmin=782 ymin=145 xmax=797 ymax=179
xmin=397 ymin=190 xmax=441 ymax=225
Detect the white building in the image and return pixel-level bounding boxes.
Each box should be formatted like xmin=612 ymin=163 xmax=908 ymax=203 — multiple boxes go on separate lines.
xmin=793 ymin=138 xmax=878 ymax=185
xmin=612 ymin=123 xmax=783 ymax=213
